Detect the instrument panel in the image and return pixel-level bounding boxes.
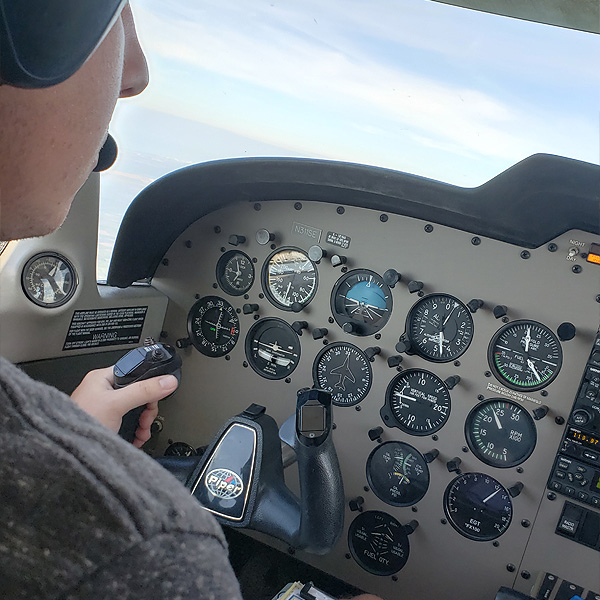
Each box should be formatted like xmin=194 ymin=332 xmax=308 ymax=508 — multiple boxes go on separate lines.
xmin=141 ymin=184 xmax=600 ymax=599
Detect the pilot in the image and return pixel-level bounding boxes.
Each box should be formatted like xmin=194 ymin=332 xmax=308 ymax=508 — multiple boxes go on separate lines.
xmin=0 ymin=2 xmax=380 ymax=599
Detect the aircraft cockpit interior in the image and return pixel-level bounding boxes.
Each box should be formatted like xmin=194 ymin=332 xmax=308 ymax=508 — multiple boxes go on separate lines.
xmin=0 ymin=1 xmax=598 ymax=599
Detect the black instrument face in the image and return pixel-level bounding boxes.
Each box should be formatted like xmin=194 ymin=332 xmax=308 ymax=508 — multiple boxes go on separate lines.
xmin=347 ymin=510 xmax=410 ymax=576
xmin=444 ymin=473 xmax=513 ymax=541
xmin=381 ymin=369 xmax=451 ymax=435
xmin=312 ymin=342 xmax=372 ymax=407
xmin=262 ymin=247 xmax=318 ymax=310
xmin=245 ymin=318 xmax=301 ymax=380
xmin=406 ymin=294 xmax=474 ymax=362
xmin=366 ymin=441 xmax=430 ymax=507
xmin=216 ymin=250 xmax=254 ymax=296
xmin=331 ymin=269 xmax=392 ymax=336
xmin=21 ymin=252 xmax=77 ymax=307
xmin=465 ymin=399 xmax=537 ymax=468
xmin=187 ymin=296 xmax=240 ymax=357
xmin=488 ymin=320 xmax=562 ymax=391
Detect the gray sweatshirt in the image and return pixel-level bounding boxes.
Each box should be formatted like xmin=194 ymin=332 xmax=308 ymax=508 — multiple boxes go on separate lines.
xmin=0 ymin=357 xmax=243 ymax=599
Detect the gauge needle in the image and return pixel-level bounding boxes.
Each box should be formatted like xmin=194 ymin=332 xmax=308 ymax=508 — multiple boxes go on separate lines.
xmin=438 ymin=331 xmax=444 ymax=356
xmin=442 ymin=303 xmax=457 ymax=326
xmin=482 ymin=488 xmax=501 ymax=504
xmin=527 ymin=359 xmax=542 ymax=381
xmin=284 ymin=281 xmax=292 ymax=302
xmin=492 ymin=409 xmax=503 ymax=430
xmin=394 ymin=472 xmax=410 ymax=484
xmin=524 ymin=327 xmax=531 ymax=353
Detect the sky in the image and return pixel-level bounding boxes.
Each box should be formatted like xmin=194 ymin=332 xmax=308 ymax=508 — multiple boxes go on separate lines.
xmin=98 ymin=0 xmax=599 ymax=278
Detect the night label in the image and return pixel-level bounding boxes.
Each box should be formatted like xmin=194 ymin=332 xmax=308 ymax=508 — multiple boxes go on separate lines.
xmin=326 ymin=231 xmax=351 ymax=249
xmin=63 ymin=306 xmax=147 ymax=350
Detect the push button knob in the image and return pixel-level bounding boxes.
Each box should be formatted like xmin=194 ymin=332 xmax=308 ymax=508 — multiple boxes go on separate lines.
xmin=444 ymin=375 xmax=461 ymax=390
xmin=291 ymin=321 xmax=309 ymax=335
xmin=242 ymin=303 xmax=259 ymax=314
xmin=228 ymin=234 xmax=246 ymax=246
xmin=467 ymin=299 xmax=484 ymax=313
xmin=365 ymin=346 xmax=381 ymax=361
xmin=368 ymin=427 xmax=383 ymax=442
xmin=383 ymin=269 xmax=401 ymax=288
xmin=312 ymin=327 xmax=328 ymax=340
xmin=408 ymin=280 xmax=424 ymax=294
xmin=349 ymin=497 xmax=364 ymax=512
xmin=446 ymin=457 xmax=462 ymax=473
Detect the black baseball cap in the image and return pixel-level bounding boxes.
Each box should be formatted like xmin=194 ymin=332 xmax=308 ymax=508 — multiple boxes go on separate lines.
xmin=0 ymin=0 xmax=127 ymax=88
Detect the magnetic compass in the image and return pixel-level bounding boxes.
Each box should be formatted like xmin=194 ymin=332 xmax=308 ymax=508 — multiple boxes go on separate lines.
xmin=21 ymin=252 xmax=77 ymax=307
xmin=312 ymin=342 xmax=372 ymax=406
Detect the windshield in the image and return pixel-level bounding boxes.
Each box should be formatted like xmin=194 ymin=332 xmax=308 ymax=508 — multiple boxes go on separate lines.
xmin=98 ymin=0 xmax=599 ymax=280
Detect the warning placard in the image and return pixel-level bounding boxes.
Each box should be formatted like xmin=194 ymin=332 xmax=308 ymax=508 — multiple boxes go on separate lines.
xmin=63 ymin=306 xmax=148 ymax=350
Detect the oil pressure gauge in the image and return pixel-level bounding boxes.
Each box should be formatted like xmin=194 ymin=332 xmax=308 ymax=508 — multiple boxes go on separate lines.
xmin=21 ymin=252 xmax=77 ymax=307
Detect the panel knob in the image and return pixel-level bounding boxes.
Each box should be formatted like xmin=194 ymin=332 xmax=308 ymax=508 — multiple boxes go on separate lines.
xmin=176 ymin=337 xmax=192 ymax=349
xmin=228 ymin=234 xmax=246 ymax=246
xmin=291 ymin=302 xmax=303 ymax=313
xmin=444 ymin=375 xmax=461 ymax=390
xmin=467 ymin=298 xmax=484 ymax=313
xmin=308 ymin=245 xmax=327 ymax=263
xmin=387 ymin=355 xmax=403 ymax=368
xmin=383 ymin=269 xmax=401 ymax=288
xmin=312 ymin=327 xmax=328 ymax=340
xmin=291 ymin=321 xmax=309 ymax=335
xmin=404 ymin=520 xmax=419 ymax=535
xmin=424 ymin=449 xmax=439 ymax=463
xmin=446 ymin=457 xmax=462 ymax=473
xmin=508 ymin=482 xmax=524 ymax=498
xmin=395 ymin=339 xmax=412 ymax=354
xmin=532 ymin=405 xmax=549 ymax=420
xmin=365 ymin=346 xmax=381 ymax=361
xmin=242 ymin=303 xmax=259 ymax=314
xmin=343 ymin=322 xmax=357 ymax=334
xmin=331 ymin=254 xmax=347 ymax=268
xmin=368 ymin=426 xmax=384 ymax=442
xmin=408 ymin=280 xmax=424 ymax=294
xmin=256 ymin=229 xmax=275 ymax=245
xmin=349 ymin=496 xmax=364 ymax=512
xmin=493 ymin=305 xmax=508 ymax=319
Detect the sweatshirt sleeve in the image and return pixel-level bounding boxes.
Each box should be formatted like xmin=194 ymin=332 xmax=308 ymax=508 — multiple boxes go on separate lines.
xmin=61 ymin=530 xmax=244 ymax=600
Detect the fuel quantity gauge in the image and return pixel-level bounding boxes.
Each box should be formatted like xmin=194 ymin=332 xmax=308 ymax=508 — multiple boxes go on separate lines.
xmin=489 ymin=320 xmax=562 ymax=391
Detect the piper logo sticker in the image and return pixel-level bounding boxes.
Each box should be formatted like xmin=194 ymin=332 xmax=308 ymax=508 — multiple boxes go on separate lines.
xmin=205 ymin=468 xmax=244 ymax=499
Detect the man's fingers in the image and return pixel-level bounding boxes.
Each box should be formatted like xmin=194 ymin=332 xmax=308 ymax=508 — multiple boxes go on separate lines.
xmin=113 ymin=375 xmax=178 ymax=412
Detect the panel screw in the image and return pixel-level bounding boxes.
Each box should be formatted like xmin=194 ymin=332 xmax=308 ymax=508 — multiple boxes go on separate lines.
xmin=520 ymin=250 xmax=530 ymax=259
xmin=440 ymin=519 xmax=447 ymax=525
xmin=418 ymin=290 xmax=424 ymax=297
xmin=555 ymin=416 xmax=565 ymax=425
xmin=337 ymin=206 xmax=345 ymax=214
xmin=212 ymin=283 xmax=218 ymax=289
xmin=294 ymin=202 xmax=302 ymax=211
xmin=254 ymin=203 xmax=262 ymax=211
xmin=270 ymin=243 xmax=276 ymax=250
xmin=214 ymin=226 xmax=221 ymax=233
xmin=392 ymin=576 xmax=398 ymax=582
xmin=493 ymin=541 xmax=499 ymax=547
xmin=380 ymin=214 xmax=388 ymax=222
xmin=341 ymin=266 xmax=348 ymax=273
xmin=572 ymin=265 xmax=582 ymax=273
xmin=541 ymin=390 xmax=548 ymax=397
xmin=432 ymin=434 xmax=439 ymax=441
xmin=243 ymin=361 xmax=248 ymax=368
xmin=221 ymin=246 xmax=226 ymax=252
xmin=252 ymin=257 xmax=258 ymax=263
xmin=424 ymin=224 xmax=434 ymax=233
xmin=547 ymin=243 xmax=558 ymax=252
xmin=521 ymin=571 xmax=531 ymax=580
xmin=184 ymin=240 xmax=192 ymax=248
xmin=345 ymin=553 xmax=351 ymax=560
xmin=411 ymin=506 xmax=418 ymax=512
xmin=506 ymin=564 xmax=515 ymax=573
xmin=478 ymin=394 xmax=485 ymax=401
xmin=225 ymin=355 xmax=231 ymax=361
xmin=547 ymin=492 xmax=556 ymax=500
xmin=521 ymin=519 xmax=530 ymax=528
xmin=375 ymin=333 xmax=381 ymax=340
xmin=355 ymin=405 xmax=361 ymax=411
xmin=517 ymin=467 xmax=524 ymax=474
xmin=254 ymin=314 xmax=260 ymax=320
xmin=328 ymin=317 xmax=334 ymax=324
xmin=484 ymin=371 xmax=491 ymax=377
xmin=288 ymin=547 xmax=295 ymax=555
xmin=195 ymin=293 xmax=201 ymax=299
xmin=160 ymin=331 xmax=168 ymax=338
xmin=285 ymin=378 xmax=291 ymax=383
xmin=462 ymin=446 xmax=469 ymax=453
xmin=471 ymin=237 xmax=481 ymax=246
xmin=244 ymin=294 xmax=249 ymax=300
xmin=502 ymin=316 xmax=509 ymax=323
xmin=161 ymin=258 xmax=169 ymax=266
xmin=236 ymin=308 xmax=241 ymax=314
xmin=454 ymin=361 xmax=461 ymax=367
xmin=259 ymin=293 xmax=264 ymax=299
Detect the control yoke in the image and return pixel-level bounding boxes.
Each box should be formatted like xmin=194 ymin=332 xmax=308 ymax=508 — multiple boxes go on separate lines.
xmin=157 ymin=389 xmax=344 ymax=554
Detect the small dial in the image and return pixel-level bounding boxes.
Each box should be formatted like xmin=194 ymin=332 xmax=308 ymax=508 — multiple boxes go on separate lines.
xmin=406 ymin=294 xmax=474 ymax=362
xmin=366 ymin=441 xmax=430 ymax=507
xmin=444 ymin=473 xmax=513 ymax=541
xmin=312 ymin=343 xmax=372 ymax=407
xmin=348 ymin=511 xmax=410 ymax=576
xmin=245 ymin=318 xmax=301 ymax=380
xmin=381 ymin=369 xmax=451 ymax=435
xmin=21 ymin=252 xmax=77 ymax=307
xmin=216 ymin=250 xmax=254 ymax=296
xmin=331 ymin=269 xmax=392 ymax=336
xmin=187 ymin=296 xmax=240 ymax=357
xmin=262 ymin=247 xmax=317 ymax=310
xmin=488 ymin=320 xmax=562 ymax=391
xmin=465 ymin=399 xmax=537 ymax=468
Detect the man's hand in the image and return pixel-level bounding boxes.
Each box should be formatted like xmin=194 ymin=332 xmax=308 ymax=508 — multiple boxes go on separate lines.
xmin=71 ymin=366 xmax=178 ymax=448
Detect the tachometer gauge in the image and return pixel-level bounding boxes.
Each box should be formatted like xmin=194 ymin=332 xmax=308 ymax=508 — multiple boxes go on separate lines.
xmin=245 ymin=318 xmax=301 ymax=380
xmin=21 ymin=252 xmax=77 ymax=307
xmin=312 ymin=342 xmax=372 ymax=407
xmin=187 ymin=296 xmax=240 ymax=357
xmin=216 ymin=250 xmax=254 ymax=296
xmin=366 ymin=441 xmax=430 ymax=507
xmin=348 ymin=511 xmax=410 ymax=576
xmin=262 ymin=247 xmax=317 ymax=311
xmin=488 ymin=320 xmax=562 ymax=391
xmin=465 ymin=399 xmax=537 ymax=468
xmin=331 ymin=269 xmax=392 ymax=336
xmin=444 ymin=473 xmax=513 ymax=541
xmin=406 ymin=294 xmax=473 ymax=362
xmin=381 ymin=369 xmax=451 ymax=435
